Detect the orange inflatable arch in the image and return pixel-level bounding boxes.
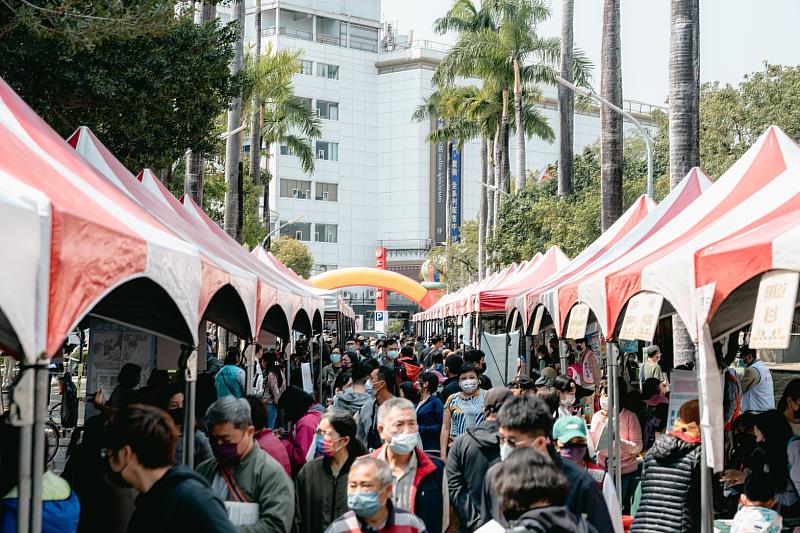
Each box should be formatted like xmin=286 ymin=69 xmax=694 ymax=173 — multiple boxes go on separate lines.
xmin=309 ymin=267 xmax=439 ymax=309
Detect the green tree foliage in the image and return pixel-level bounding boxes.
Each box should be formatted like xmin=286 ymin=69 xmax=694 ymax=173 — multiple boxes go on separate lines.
xmin=425 ymin=220 xmax=479 ymax=291
xmin=0 ymin=16 xmax=242 ymax=171
xmin=488 ymin=132 xmax=669 ymax=264
xmin=270 ymin=237 xmax=314 ymax=279
xmin=699 ymin=63 xmax=800 ymax=178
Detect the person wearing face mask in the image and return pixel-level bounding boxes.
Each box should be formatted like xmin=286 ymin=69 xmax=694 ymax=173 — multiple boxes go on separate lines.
xmin=446 ymin=388 xmax=513 ymax=532
xmin=440 ymin=364 xmax=487 ymax=458
xmin=356 ymin=366 xmax=397 ymax=451
xmin=334 ymin=362 xmax=374 ymax=416
xmin=104 ymin=405 xmax=237 ymax=533
xmin=196 ymin=396 xmax=295 ymax=532
xmin=325 ymin=457 xmax=427 ymax=533
xmin=296 ymin=411 xmax=366 ymax=533
xmin=277 ymin=386 xmax=326 ymax=475
xmin=779 ymin=379 xmax=800 ymax=436
xmin=739 ymin=345 xmax=775 ymax=412
xmin=380 ymin=338 xmax=409 ymax=386
xmin=159 ymin=383 xmax=213 ymax=467
xmin=322 ymin=349 xmax=345 ymax=406
xmin=371 ymin=398 xmax=449 ymax=532
xmin=553 ymin=416 xmax=624 ymax=533
xmin=416 ymin=372 xmax=445 ymax=454
xmin=553 ymin=375 xmax=590 ymax=420
xmin=480 ymin=395 xmax=614 ymax=532
xmin=589 ymin=381 xmax=643 ymax=507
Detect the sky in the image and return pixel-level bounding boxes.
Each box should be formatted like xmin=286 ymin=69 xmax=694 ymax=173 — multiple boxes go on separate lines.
xmin=381 ymin=0 xmax=800 ymax=105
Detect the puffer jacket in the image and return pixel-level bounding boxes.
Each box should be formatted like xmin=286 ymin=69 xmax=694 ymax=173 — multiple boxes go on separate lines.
xmin=631 ymin=433 xmax=702 ymax=533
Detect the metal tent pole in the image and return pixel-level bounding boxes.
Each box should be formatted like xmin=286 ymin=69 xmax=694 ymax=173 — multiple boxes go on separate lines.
xmin=609 ymin=342 xmax=623 ymax=503
xmin=13 ymin=367 xmax=34 ymax=533
xmin=30 ymin=362 xmax=48 ymax=533
xmin=696 ymin=343 xmax=714 ymax=533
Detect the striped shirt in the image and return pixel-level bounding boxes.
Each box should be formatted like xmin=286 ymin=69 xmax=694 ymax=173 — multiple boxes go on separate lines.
xmin=444 ymin=389 xmax=486 ymax=440
xmin=324 ymin=502 xmax=427 ymax=533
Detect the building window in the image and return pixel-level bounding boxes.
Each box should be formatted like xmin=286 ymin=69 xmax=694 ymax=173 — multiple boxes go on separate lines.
xmin=299 ymin=60 xmax=313 ymax=75
xmin=314 ymin=264 xmax=337 ymax=274
xmin=280 ymin=221 xmax=312 ymax=241
xmin=279 ymin=139 xmax=310 ymax=157
xmin=316 ymin=16 xmax=345 ymax=46
xmin=279 ymin=178 xmax=312 ymax=199
xmin=349 ymin=24 xmax=379 ymax=52
xmin=316 ymin=100 xmax=339 ymax=121
xmin=315 ymin=182 xmax=338 ymax=202
xmin=316 ymin=62 xmax=339 ymax=80
xmin=316 ymin=141 xmax=338 ymax=161
xmin=315 ymin=224 xmax=338 ymax=243
xmin=297 ymin=97 xmax=313 ymax=111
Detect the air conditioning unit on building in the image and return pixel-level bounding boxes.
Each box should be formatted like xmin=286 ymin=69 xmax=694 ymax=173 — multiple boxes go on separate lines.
xmin=322 ymin=191 xmax=329 ymax=201
xmin=295 ymin=230 xmax=303 ymax=240
xmin=292 ymin=188 xmax=300 ymax=198
xmin=340 ymin=290 xmax=351 ymax=299
xmin=305 ymin=189 xmax=312 ymax=199
xmin=367 ymin=290 xmax=376 ymax=299
xmin=318 ymin=150 xmax=325 ymax=158
xmin=315 ymin=232 xmax=321 ymax=241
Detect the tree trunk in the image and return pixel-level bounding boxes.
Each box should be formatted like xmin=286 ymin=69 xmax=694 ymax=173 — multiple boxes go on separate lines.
xmin=493 ymin=125 xmax=501 ymax=231
xmin=513 ymin=58 xmax=525 ymax=192
xmin=184 ymin=0 xmax=215 ymax=205
xmin=669 ymin=0 xmax=700 ymax=366
xmin=478 ymin=136 xmax=488 ymax=280
xmin=558 ymin=0 xmax=575 ymax=197
xmin=249 ymin=0 xmax=262 ymax=188
xmin=223 ymin=0 xmax=245 ymax=241
xmin=262 ymin=140 xmax=272 ymax=230
xmin=486 ymin=136 xmax=495 ymax=271
xmin=500 ymin=88 xmax=511 ymax=194
xmin=600 ymin=0 xmax=623 ymax=232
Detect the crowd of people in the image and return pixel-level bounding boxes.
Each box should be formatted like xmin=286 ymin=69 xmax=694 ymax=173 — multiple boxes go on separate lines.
xmin=1 ymin=329 xmax=799 ymax=532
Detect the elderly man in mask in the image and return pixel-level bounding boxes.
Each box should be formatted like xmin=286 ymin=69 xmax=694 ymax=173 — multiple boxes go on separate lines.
xmin=370 ymin=398 xmax=448 ymax=532
xmin=196 ymin=396 xmax=294 ymax=532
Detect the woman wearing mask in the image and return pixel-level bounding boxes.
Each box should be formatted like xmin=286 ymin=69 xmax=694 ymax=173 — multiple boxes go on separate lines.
xmin=440 ymin=364 xmax=486 ymax=459
xmin=262 ymin=350 xmax=286 ymax=429
xmin=779 ymin=379 xmax=800 ymax=435
xmin=589 ymin=381 xmax=643 ymax=508
xmin=553 ymin=375 xmax=582 ymax=419
xmin=553 ymin=416 xmax=624 ymax=533
xmin=295 ymin=410 xmax=366 ymax=533
xmin=278 ymin=386 xmax=326 ymax=476
xmin=321 ymin=349 xmax=344 ymax=406
xmin=159 ymin=383 xmax=213 ymax=466
xmin=416 ymin=372 xmax=444 ymax=454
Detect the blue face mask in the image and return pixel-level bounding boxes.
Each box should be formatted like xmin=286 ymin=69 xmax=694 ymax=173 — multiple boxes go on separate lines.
xmin=348 ymin=491 xmax=382 ymax=518
xmin=386 ymin=350 xmax=398 ymax=360
xmin=330 ymin=354 xmax=342 ymax=364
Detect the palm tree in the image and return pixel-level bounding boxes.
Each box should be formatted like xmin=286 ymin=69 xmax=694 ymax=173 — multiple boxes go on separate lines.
xmin=558 ymin=0 xmax=575 ymax=197
xmin=184 ymin=1 xmax=217 ymax=205
xmin=243 ymin=44 xmax=322 ymax=230
xmin=669 ymin=0 xmax=700 ymax=365
xmin=223 ymin=0 xmax=246 ymax=241
xmin=600 ymin=0 xmax=622 ymax=232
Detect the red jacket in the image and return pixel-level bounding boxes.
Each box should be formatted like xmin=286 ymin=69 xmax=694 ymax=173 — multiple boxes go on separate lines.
xmin=255 ymin=429 xmax=291 ymax=477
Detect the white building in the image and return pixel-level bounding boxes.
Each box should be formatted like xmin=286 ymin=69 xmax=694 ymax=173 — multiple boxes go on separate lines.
xmin=219 ymin=0 xmax=663 ymax=310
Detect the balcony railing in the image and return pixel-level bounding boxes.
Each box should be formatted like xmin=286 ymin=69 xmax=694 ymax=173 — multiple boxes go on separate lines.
xmin=316 ymin=33 xmax=344 ymax=46
xmin=262 ymin=26 xmax=313 ymax=42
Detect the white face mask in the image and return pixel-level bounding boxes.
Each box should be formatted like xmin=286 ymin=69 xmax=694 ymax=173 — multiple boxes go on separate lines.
xmin=561 ymin=394 xmax=576 ymax=407
xmin=599 ymin=396 xmax=609 ymax=411
xmin=460 ymin=379 xmax=478 ymax=393
xmin=500 ymin=443 xmax=515 ymax=462
xmin=389 ymin=433 xmax=418 ymax=454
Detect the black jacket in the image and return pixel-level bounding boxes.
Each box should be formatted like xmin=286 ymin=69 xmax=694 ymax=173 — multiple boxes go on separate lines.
xmin=631 ymin=433 xmax=702 ymax=533
xmin=295 ymin=455 xmax=355 ymax=533
xmin=441 ymin=377 xmax=461 ymax=404
xmin=481 ymin=446 xmax=614 ymax=533
xmin=127 ymin=466 xmax=236 ymax=533
xmin=446 ymin=420 xmax=500 ymax=532
xmin=505 ymin=506 xmax=597 ymax=533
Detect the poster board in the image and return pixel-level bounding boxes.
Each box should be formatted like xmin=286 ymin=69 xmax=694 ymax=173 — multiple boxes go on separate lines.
xmin=87 ymin=319 xmax=155 ymax=399
xmin=480 ymin=331 xmax=519 ymax=386
xmin=301 ymin=362 xmax=313 ymax=394
xmin=749 ymin=270 xmax=800 ymax=349
xmin=618 ymin=292 xmax=664 ymax=342
xmin=565 ymin=303 xmax=590 ymax=340
xmin=666 ymin=369 xmax=698 ymax=431
xmin=531 ymin=305 xmax=545 ymax=335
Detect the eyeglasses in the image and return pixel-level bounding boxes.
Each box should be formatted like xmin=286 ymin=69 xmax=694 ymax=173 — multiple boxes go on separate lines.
xmin=315 ymin=428 xmax=340 ymax=439
xmin=498 ymin=436 xmax=534 ymax=448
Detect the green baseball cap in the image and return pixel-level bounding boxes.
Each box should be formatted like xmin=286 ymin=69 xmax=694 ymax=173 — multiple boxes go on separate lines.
xmin=552 ymin=415 xmax=588 ymax=444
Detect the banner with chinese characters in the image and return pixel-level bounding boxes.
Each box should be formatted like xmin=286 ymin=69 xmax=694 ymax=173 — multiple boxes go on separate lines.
xmin=618 ymin=292 xmax=664 ymax=342
xmin=749 ymin=270 xmax=800 ymax=349
xmin=432 ymin=117 xmax=447 ymax=245
xmin=449 ymin=143 xmax=462 ymax=242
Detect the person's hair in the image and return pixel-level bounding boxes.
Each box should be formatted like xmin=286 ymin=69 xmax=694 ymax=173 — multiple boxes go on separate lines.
xmin=351 ymin=362 xmax=372 ymax=384
xmin=445 ymin=354 xmax=463 ymax=375
xmin=107 ymin=404 xmax=178 ymax=468
xmin=333 ymin=371 xmax=352 ymax=392
xmin=278 ymin=386 xmax=315 ymax=423
xmin=553 ymin=374 xmax=576 ymax=393
xmin=464 ymin=349 xmax=485 ymax=366
xmin=536 ymin=386 xmax=560 ymax=417
xmin=400 ymin=346 xmax=414 ymax=358
xmin=416 ymin=336 xmax=423 ymax=342
xmin=744 ymin=471 xmax=778 ymax=504
xmin=385 ymin=338 xmax=398 ymax=349
xmin=359 ymin=346 xmax=372 ymax=358
xmin=418 ymin=371 xmax=439 ymax=394
xmin=598 ymin=377 xmax=628 ymax=407
xmin=431 ymin=351 xmax=444 ymax=365
xmin=206 ymin=395 xmax=252 ymax=430
xmin=322 ymin=409 xmax=366 ymax=458
xmin=118 ymin=363 xmax=142 ymax=388
xmin=351 ymin=456 xmax=394 ymax=488
xmin=377 ymin=397 xmax=416 ymax=427
xmin=399 ymin=381 xmax=420 ymax=404
xmin=458 ymin=363 xmax=478 ymax=378
xmin=778 ymin=379 xmax=800 ymax=414
xmin=374 ymin=365 xmax=398 ymax=396
xmin=264 ymin=354 xmax=284 ymax=388
xmin=625 ymin=389 xmax=644 ymax=415
xmin=254 ymin=343 xmax=263 ymax=355
xmin=642 ymin=377 xmax=662 ymax=400
xmin=536 ymin=345 xmax=548 ymax=356
xmin=224 ymin=346 xmax=240 ymax=365
xmin=245 ymin=396 xmax=268 ymax=431
xmin=496 ymin=395 xmax=553 ymax=438
xmin=431 ymin=335 xmax=442 ymax=345
xmin=158 ymin=382 xmax=184 ymax=410
xmin=493 ymin=447 xmax=569 ymax=521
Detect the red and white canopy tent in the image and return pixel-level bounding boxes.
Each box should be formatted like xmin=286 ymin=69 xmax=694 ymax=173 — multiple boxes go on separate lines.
xmin=505 ymin=194 xmax=658 ymax=333
xmin=0 ymin=78 xmax=203 ymax=362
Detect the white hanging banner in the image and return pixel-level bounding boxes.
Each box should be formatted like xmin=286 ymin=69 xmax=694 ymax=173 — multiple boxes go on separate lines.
xmin=749 ymin=270 xmax=800 ymax=349
xmin=618 ymin=292 xmax=664 ymax=342
xmin=531 ymin=305 xmax=545 ymax=335
xmin=301 ymin=362 xmax=314 ymax=394
xmin=462 ymin=316 xmax=472 ymax=348
xmin=565 ymin=303 xmax=590 ymax=340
